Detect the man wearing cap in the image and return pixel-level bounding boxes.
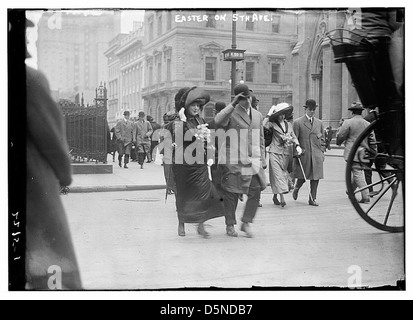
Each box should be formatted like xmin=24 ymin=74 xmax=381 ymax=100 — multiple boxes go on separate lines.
xmin=336 ymin=102 xmax=376 ymax=203
xmin=292 ymin=99 xmax=326 ymax=206
xmin=215 ymin=84 xmax=267 ymax=238
xmin=115 ymin=111 xmax=134 ymax=168
xmin=133 ymin=111 xmax=153 ymax=169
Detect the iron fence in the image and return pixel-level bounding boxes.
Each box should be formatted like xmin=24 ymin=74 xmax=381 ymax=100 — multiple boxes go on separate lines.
xmin=60 ymin=100 xmax=108 ymax=163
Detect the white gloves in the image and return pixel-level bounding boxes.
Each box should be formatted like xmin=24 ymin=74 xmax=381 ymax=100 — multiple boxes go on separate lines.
xmin=207 ymin=159 xmax=214 ymax=167
xmin=267 ymin=105 xmax=277 ymax=116
xmin=296 ymin=145 xmax=303 ymax=155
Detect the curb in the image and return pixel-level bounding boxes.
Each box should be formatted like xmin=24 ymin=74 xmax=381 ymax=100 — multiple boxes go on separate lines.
xmin=68 ymin=185 xmax=167 ymax=193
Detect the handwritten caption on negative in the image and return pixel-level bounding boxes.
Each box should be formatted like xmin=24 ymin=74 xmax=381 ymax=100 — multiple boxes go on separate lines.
xmin=175 ymin=13 xmax=274 ymax=23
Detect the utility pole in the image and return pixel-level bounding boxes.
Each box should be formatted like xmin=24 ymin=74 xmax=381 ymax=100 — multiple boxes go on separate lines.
xmin=231 ymin=10 xmax=237 ymax=100
xmin=223 ymin=10 xmax=245 ymax=101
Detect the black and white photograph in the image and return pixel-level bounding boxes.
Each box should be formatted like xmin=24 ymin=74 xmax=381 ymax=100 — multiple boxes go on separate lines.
xmin=4 ymin=1 xmax=410 ymax=300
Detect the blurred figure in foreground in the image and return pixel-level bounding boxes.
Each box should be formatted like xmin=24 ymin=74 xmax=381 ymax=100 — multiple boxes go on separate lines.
xmin=26 ymin=66 xmax=81 ymax=289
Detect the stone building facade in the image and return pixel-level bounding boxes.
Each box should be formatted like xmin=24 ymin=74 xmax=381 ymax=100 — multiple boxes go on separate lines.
xmin=140 ymin=9 xmax=299 ymax=124
xmin=291 ymin=10 xmax=358 ymax=129
xmin=106 ymin=9 xmax=404 ymax=129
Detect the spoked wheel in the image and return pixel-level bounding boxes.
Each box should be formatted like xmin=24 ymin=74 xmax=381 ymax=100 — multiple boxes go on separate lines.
xmin=346 ymin=119 xmax=404 ymax=233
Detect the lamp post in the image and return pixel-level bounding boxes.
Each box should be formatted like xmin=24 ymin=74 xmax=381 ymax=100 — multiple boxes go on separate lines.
xmin=223 ymin=10 xmax=245 ymax=100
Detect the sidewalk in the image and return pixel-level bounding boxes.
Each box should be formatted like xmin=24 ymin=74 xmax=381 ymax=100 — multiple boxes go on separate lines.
xmin=69 ymin=157 xmax=167 ymax=193
xmin=69 ymin=149 xmax=344 ymax=193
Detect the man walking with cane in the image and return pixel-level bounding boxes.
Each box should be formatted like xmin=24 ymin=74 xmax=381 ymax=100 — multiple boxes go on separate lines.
xmin=292 ymin=99 xmax=326 ymax=206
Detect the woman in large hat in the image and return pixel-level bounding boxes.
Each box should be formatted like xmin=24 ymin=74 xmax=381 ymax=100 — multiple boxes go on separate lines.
xmin=264 ymin=103 xmax=302 ymax=207
xmin=166 ymin=87 xmax=225 ymax=238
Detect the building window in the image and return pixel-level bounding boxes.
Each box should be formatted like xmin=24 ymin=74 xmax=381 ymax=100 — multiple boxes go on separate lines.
xmin=272 ymin=97 xmax=279 ymax=106
xmin=272 ymin=15 xmax=281 ymax=33
xmin=246 ymin=12 xmax=254 ymax=31
xmin=271 ymin=63 xmax=281 ymax=83
xmin=166 ymin=59 xmax=171 ymax=81
xmin=206 ymin=12 xmax=216 ymax=28
xmin=149 ymin=65 xmax=153 ymax=86
xmin=245 ymin=62 xmax=254 ymax=82
xmin=205 ymin=57 xmax=217 ymax=81
xmin=167 ymin=11 xmax=172 ymax=30
xmin=157 ymin=14 xmax=162 ymax=37
xmin=149 ymin=17 xmax=154 ymax=42
xmin=157 ymin=61 xmax=162 ymax=83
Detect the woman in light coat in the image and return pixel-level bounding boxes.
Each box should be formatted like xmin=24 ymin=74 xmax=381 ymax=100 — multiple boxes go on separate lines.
xmin=264 ymin=103 xmax=302 ymax=207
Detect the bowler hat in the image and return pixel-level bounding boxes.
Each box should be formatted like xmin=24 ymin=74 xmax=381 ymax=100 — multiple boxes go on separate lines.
xmin=269 ymin=103 xmax=294 ymax=123
xmin=123 ymin=111 xmax=130 ymax=116
xmin=348 ymin=102 xmax=363 ymax=112
xmin=234 ymin=84 xmax=250 ymax=98
xmin=139 ymin=111 xmax=145 ymax=117
xmin=303 ymin=99 xmax=318 ymax=109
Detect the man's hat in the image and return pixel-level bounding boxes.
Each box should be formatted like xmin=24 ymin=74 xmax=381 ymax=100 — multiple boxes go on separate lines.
xmin=147 ymin=115 xmax=154 ymax=122
xmin=348 ymin=101 xmax=363 ymax=112
xmin=234 ymin=84 xmax=250 ymax=98
xmin=139 ymin=111 xmax=145 ymax=117
xmin=303 ymin=99 xmax=318 ymax=109
xmin=123 ymin=110 xmax=130 ymax=116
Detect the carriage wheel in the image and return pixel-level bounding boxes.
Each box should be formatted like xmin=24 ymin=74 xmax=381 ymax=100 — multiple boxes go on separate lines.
xmin=345 ymin=119 xmax=404 ymax=233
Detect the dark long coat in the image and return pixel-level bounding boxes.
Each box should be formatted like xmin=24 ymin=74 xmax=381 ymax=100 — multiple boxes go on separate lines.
xmin=292 ymin=115 xmax=326 ymax=180
xmin=26 ymin=66 xmax=81 ymax=289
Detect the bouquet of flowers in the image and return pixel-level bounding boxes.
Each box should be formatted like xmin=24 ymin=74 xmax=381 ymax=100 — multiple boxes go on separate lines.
xmin=279 ymin=132 xmax=295 ymax=147
xmin=194 ymin=124 xmax=212 ymax=144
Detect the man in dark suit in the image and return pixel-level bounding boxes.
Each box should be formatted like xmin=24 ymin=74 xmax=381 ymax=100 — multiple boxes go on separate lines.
xmin=292 ymin=99 xmax=326 ymax=206
xmin=215 ymin=84 xmax=267 ymax=238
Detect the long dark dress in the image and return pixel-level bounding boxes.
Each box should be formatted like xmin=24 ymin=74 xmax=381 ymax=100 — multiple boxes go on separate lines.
xmin=167 ymin=116 xmax=225 ymax=223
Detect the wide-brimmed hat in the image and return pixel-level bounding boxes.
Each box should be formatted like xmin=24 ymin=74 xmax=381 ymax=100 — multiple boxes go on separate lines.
xmin=303 ymin=99 xmax=318 ymax=109
xmin=234 ymin=84 xmax=250 ymax=98
xmin=348 ymin=101 xmax=363 ymax=112
xmin=174 ymin=87 xmax=190 ymax=112
xmin=183 ymin=87 xmax=210 ymax=109
xmin=269 ymin=103 xmax=294 ymax=122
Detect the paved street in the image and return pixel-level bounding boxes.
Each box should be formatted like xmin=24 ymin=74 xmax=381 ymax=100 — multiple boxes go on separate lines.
xmin=62 ymin=156 xmax=405 ymax=290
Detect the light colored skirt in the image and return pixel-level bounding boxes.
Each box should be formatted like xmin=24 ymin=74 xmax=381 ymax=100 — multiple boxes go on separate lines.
xmin=269 ymin=152 xmax=289 ymax=195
